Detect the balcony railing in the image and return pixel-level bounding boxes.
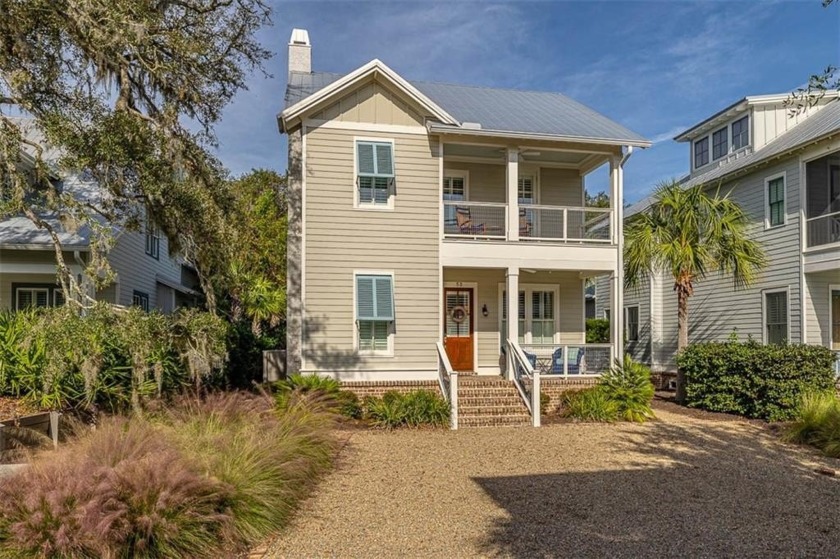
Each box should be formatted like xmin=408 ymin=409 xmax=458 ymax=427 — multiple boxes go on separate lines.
xmin=519 ymin=343 xmax=613 ymax=376
xmin=806 ymin=210 xmax=840 ymax=248
xmin=443 ymin=201 xmax=613 ymax=243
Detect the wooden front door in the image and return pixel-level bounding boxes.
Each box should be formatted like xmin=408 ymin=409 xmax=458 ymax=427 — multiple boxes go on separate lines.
xmin=444 ymin=287 xmax=474 ymax=371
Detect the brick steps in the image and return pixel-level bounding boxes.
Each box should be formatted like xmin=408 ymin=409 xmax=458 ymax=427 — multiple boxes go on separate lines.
xmin=456 ymin=377 xmax=531 ymax=428
xmin=459 ymin=415 xmax=531 ymax=428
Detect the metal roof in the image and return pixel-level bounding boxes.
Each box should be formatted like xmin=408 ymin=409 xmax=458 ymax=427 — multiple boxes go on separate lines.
xmin=285 ymin=70 xmax=649 ymax=145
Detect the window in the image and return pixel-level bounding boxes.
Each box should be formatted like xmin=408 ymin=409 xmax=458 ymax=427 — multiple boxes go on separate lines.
xmin=625 ymin=306 xmax=639 ymax=342
xmin=518 ymin=176 xmax=535 ymax=204
xmin=501 ymin=290 xmax=526 ymax=344
xmin=443 ymin=174 xmax=467 ymax=230
xmin=694 ymin=137 xmax=709 ymax=168
xmin=732 ymin=116 xmax=749 ymax=150
xmin=15 ymin=286 xmax=50 ymax=310
xmin=712 ymin=127 xmax=728 ymax=160
xmin=831 ymin=289 xmax=840 ymax=351
xmin=764 ymin=290 xmax=788 ymax=345
xmin=356 ymin=141 xmax=394 ymax=206
xmin=531 ymin=291 xmax=555 ymax=345
xmin=132 ymin=290 xmax=150 ymax=312
xmin=355 ymin=274 xmax=394 ymax=354
xmin=767 ymin=175 xmax=785 ymax=227
xmin=145 ymin=220 xmax=160 ymax=259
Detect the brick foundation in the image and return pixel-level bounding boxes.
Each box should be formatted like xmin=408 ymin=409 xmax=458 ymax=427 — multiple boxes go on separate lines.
xmin=340 ymin=380 xmax=439 ymax=399
xmin=540 ymin=377 xmax=600 ymax=414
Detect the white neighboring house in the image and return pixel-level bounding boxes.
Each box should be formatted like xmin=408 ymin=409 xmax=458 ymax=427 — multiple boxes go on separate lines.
xmin=0 ymin=126 xmax=201 ymax=312
xmin=597 ymin=92 xmax=840 ymax=376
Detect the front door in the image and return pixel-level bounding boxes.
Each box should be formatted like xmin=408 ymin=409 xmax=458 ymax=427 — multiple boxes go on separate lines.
xmin=444 ymin=287 xmax=474 ymax=371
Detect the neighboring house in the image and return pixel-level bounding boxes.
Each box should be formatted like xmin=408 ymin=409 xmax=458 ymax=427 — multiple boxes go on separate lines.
xmin=0 ymin=126 xmax=201 ymax=312
xmin=279 ymin=28 xmax=649 ymax=389
xmin=597 ymin=92 xmax=840 ymax=374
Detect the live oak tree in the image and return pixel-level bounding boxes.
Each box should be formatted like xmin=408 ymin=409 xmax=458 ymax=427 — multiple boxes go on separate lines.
xmin=623 ymin=180 xmax=767 ymax=403
xmin=785 ymin=0 xmax=838 ymax=114
xmin=0 ymin=0 xmax=272 ymax=311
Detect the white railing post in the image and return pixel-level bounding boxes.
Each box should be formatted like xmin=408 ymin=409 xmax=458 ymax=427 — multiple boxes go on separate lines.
xmin=563 ymin=207 xmax=568 ymax=240
xmin=532 ymin=370 xmax=541 ymax=427
xmin=563 ymin=345 xmax=569 ymax=376
xmin=450 ymin=371 xmax=459 ymax=430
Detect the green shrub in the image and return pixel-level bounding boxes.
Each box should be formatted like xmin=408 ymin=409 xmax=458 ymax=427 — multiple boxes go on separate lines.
xmin=336 ymin=390 xmax=362 ymax=419
xmin=585 ymin=318 xmax=610 ymax=343
xmin=599 ymin=356 xmax=656 ymax=422
xmin=783 ymin=391 xmax=840 ymax=457
xmin=560 ymin=388 xmax=619 ymax=422
xmin=274 ymin=374 xmax=364 ymax=420
xmin=540 ymin=391 xmax=551 ymax=412
xmin=282 ymin=373 xmax=341 ymax=394
xmin=364 ymin=390 xmax=449 ymax=429
xmin=678 ymin=341 xmax=836 ymax=420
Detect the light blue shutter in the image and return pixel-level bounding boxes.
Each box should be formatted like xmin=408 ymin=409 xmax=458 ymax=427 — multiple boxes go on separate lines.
xmin=356 ymin=275 xmax=394 ymax=321
xmin=375 ymin=143 xmax=394 ymax=176
xmin=356 ymin=276 xmax=375 ymax=320
xmin=374 ymin=276 xmax=394 ymax=320
xmin=357 ymin=142 xmax=375 ymax=175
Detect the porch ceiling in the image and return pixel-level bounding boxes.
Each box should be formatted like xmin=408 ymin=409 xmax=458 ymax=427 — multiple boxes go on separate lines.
xmin=443 ymin=143 xmax=596 ymax=167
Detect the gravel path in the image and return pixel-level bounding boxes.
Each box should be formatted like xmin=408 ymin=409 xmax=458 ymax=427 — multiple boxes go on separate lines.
xmin=262 ymin=406 xmax=840 ymax=558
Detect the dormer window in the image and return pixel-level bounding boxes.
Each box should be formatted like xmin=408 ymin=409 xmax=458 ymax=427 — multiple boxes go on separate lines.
xmin=694 ymin=137 xmax=709 ymax=169
xmin=712 ymin=127 xmax=728 ymax=160
xmin=732 ymin=116 xmax=749 ymax=150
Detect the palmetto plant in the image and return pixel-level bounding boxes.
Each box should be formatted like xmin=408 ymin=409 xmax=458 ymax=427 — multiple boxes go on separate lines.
xmin=624 ymin=180 xmax=767 ymax=402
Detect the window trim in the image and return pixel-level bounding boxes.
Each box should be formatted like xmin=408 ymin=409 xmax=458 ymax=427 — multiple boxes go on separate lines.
xmin=353 ymin=137 xmax=396 ymax=211
xmin=830 ymin=284 xmax=840 ymax=351
xmin=624 ymin=305 xmax=640 ymax=342
xmin=497 ymin=283 xmax=559 ymax=345
xmin=762 ymin=287 xmax=790 ymax=345
xmin=731 ymin=115 xmax=750 ymax=152
xmin=693 ymin=136 xmax=710 ymax=170
xmin=145 ymin=220 xmax=160 ymax=260
xmin=712 ymin=126 xmax=729 ymax=161
xmin=132 ymin=290 xmax=150 ymax=312
xmin=353 ymin=270 xmax=395 ymax=356
xmin=442 ymin=169 xmax=470 ymax=200
xmin=517 ymin=174 xmax=539 ymax=204
xmin=764 ymin=171 xmax=787 ymax=229
xmin=12 ymin=283 xmax=55 ymax=310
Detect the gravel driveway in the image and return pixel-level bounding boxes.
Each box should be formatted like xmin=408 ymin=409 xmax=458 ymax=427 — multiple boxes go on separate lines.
xmin=260 ymin=404 xmax=840 ymax=558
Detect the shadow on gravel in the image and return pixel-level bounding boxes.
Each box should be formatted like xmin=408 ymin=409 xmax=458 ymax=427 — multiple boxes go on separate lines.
xmin=473 ymin=420 xmax=840 ymax=557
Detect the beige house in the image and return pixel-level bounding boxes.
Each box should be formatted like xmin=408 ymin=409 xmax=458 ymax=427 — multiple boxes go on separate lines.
xmin=0 ymin=128 xmax=201 ymax=312
xmin=279 ymin=29 xmax=649 ymax=425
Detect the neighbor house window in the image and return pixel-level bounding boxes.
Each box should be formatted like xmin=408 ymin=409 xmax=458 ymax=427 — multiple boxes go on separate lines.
xmin=764 ymin=290 xmax=788 ymax=345
xmin=694 ymin=137 xmax=709 ymax=168
xmin=767 ymin=174 xmax=785 ymax=227
xmin=14 ymin=286 xmax=50 ymax=310
xmin=531 ymin=291 xmax=555 ymax=345
xmin=625 ymin=306 xmax=639 ymax=342
xmin=732 ymin=116 xmax=749 ymax=150
xmin=355 ymin=274 xmax=394 ymax=353
xmin=356 ymin=141 xmax=394 ymax=206
xmin=145 ymin=220 xmax=160 ymax=259
xmin=712 ymin=127 xmax=728 ymax=160
xmin=132 ymin=290 xmax=150 ymax=312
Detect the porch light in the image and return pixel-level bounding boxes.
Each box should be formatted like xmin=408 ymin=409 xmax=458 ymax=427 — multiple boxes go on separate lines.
xmin=482 ymin=304 xmax=489 ymax=317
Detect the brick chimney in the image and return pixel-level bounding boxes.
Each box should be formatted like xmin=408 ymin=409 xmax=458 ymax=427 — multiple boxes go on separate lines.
xmin=288 ymin=28 xmax=311 ymax=74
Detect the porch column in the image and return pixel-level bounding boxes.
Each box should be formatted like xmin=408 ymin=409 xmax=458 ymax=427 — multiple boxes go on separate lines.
xmin=506 ymin=147 xmax=519 ymax=241
xmin=505 ymin=266 xmax=520 ymax=380
xmin=609 ymin=156 xmax=625 ymax=363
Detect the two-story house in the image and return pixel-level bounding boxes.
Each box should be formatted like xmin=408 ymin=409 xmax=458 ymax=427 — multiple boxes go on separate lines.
xmin=597 ymin=92 xmax=840 ymax=378
xmin=0 ymin=121 xmax=201 ymax=312
xmin=279 ymin=28 xmax=649 ymax=424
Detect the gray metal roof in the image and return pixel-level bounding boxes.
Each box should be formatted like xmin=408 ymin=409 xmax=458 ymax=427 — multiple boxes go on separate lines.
xmin=285 ymin=70 xmax=648 ymax=144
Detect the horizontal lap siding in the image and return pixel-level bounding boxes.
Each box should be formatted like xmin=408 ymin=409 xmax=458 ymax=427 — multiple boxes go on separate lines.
xmin=625 ymin=276 xmax=651 ymax=365
xmin=303 ymin=126 xmax=440 ymax=373
xmin=540 ymin=168 xmax=584 ymax=206
xmin=806 ymin=271 xmax=836 ymax=346
xmin=445 ymin=163 xmax=504 ymax=203
xmin=107 ymin=230 xmax=182 ymax=309
xmin=444 ymin=163 xmax=584 ymax=205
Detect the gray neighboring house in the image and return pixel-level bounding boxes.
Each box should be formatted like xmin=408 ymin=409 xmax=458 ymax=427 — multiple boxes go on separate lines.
xmin=0 ymin=123 xmax=201 ymax=312
xmin=597 ymin=92 xmax=840 ymax=375
xmin=279 ymin=28 xmax=650 ymax=385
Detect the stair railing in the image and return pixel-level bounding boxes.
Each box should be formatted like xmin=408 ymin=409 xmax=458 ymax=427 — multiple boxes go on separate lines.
xmin=507 ymin=339 xmax=541 ymax=427
xmin=436 ymin=342 xmax=458 ymax=430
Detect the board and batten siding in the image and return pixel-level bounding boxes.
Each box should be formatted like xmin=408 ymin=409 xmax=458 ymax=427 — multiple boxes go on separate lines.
xmin=310 ymin=80 xmax=425 ymax=127
xmin=302 ymin=124 xmax=440 ymax=376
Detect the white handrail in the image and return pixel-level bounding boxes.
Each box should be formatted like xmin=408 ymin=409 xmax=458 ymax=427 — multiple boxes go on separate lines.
xmin=435 ymin=342 xmax=458 ymax=430
xmin=507 ymin=339 xmax=541 ymax=426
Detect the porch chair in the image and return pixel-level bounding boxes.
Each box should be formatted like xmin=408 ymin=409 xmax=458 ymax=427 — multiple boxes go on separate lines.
xmin=519 ymin=207 xmax=532 ymax=237
xmin=455 ymin=206 xmax=485 ymax=234
xmin=551 ymin=347 xmax=585 ymax=374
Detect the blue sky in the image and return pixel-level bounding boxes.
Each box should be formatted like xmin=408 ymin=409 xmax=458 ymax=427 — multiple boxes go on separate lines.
xmin=212 ymin=0 xmax=840 ymax=203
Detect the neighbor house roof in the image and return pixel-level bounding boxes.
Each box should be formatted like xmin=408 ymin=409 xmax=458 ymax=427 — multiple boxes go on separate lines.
xmin=284 ymin=64 xmax=650 ymax=147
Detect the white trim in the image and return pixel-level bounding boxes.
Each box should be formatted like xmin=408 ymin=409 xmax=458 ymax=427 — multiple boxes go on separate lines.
xmin=624 ymin=304 xmax=640 ymax=342
xmin=443 ymin=281 xmax=479 ymax=372
xmin=14 ymin=286 xmax=50 ymax=310
xmin=281 ymin=59 xmax=458 ymax=128
xmin=830 ymin=284 xmax=840 ymax=350
xmin=353 ymin=136 xmax=396 ymax=210
xmin=442 ymin=169 xmax=470 ymax=200
xmin=353 ymin=270 xmax=396 ymax=357
xmin=761 ymin=286 xmax=791 ymax=345
xmin=301 ymin=126 xmax=308 ymax=370
xmin=304 ymin=119 xmax=427 ymax=135
xmin=763 ymin=171 xmax=787 ymax=229
xmin=711 ymin=125 xmax=729 ymax=162
xmin=800 ymin=155 xmax=808 ymax=343
xmin=497 ymin=283 xmax=560 ymax=345
xmin=693 ymin=135 xmax=710 ymax=171
xmin=301 ymin=368 xmax=440 ymax=382
xmin=0 ymin=263 xmax=62 ymax=274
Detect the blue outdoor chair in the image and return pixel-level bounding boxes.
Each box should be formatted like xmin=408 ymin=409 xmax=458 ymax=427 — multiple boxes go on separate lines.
xmin=524 ymin=351 xmax=537 ymax=369
xmin=551 ymin=347 xmax=585 ymax=374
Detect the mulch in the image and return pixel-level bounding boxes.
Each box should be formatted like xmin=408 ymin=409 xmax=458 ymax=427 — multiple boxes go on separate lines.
xmin=0 ymin=397 xmax=41 ymax=422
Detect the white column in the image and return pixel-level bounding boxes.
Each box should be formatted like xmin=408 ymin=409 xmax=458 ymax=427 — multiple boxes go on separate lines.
xmin=506 ymin=147 xmax=519 ymax=241
xmin=505 ymin=266 xmax=519 ymax=380
xmin=610 ymin=156 xmax=624 ymax=364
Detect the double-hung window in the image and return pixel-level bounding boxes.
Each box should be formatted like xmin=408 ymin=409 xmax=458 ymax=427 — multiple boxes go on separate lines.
xmin=531 ymin=291 xmax=555 ymax=345
xmin=356 ymin=274 xmax=395 ymax=353
xmin=694 ymin=137 xmax=709 ymax=169
xmin=712 ymin=127 xmax=728 ymax=160
xmin=767 ymin=175 xmax=785 ymax=227
xmin=764 ymin=290 xmax=788 ymax=345
xmin=625 ymin=306 xmax=639 ymax=342
xmin=356 ymin=141 xmax=394 ymax=206
xmin=145 ymin=220 xmax=160 ymax=259
xmin=518 ymin=176 xmax=535 ymax=204
xmin=132 ymin=290 xmax=150 ymax=312
xmin=15 ymin=287 xmax=50 ymax=310
xmin=732 ymin=116 xmax=749 ymax=150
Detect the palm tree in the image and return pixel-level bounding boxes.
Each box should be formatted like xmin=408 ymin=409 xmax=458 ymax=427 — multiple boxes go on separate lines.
xmin=624 ymin=180 xmax=767 ymax=403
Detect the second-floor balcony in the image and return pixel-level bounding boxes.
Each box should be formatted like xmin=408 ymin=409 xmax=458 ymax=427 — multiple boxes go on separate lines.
xmin=443 ymin=200 xmax=612 ymax=243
